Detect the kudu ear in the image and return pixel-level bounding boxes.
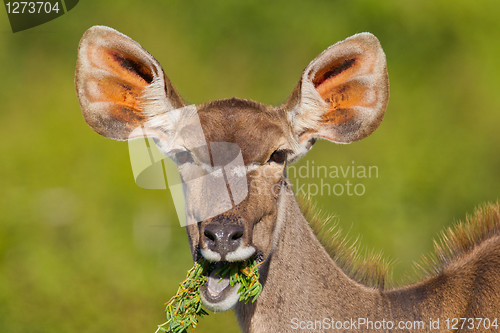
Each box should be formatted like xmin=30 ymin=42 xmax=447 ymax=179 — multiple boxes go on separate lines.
xmin=75 ymin=26 xmax=185 ymax=140
xmin=284 ymin=33 xmax=389 ymax=153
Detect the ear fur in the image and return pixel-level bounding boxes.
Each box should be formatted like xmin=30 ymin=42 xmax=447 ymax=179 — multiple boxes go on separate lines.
xmin=75 ymin=26 xmax=185 ymax=140
xmin=284 ymin=32 xmax=389 ymax=153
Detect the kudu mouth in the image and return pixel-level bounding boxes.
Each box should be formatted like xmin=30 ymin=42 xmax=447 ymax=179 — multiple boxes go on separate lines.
xmin=199 ymin=261 xmax=240 ymax=312
xmin=198 ymin=248 xmax=264 ymax=312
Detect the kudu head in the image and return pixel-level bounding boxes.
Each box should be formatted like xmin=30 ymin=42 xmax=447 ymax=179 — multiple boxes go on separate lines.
xmin=75 ymin=26 xmax=388 ymax=312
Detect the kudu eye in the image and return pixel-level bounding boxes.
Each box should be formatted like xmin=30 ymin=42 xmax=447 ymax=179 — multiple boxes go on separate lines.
xmin=268 ymin=150 xmax=288 ymax=164
xmin=174 ymin=150 xmax=193 ymax=164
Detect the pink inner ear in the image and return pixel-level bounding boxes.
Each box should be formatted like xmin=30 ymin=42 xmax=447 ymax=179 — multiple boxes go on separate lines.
xmin=312 ymin=50 xmax=377 ymax=126
xmin=313 ymin=57 xmax=358 ymax=89
xmin=82 ymin=44 xmax=156 ymax=128
xmin=320 ymin=81 xmax=377 ymax=125
xmin=86 ymin=76 xmax=143 ymax=111
xmin=104 ymin=49 xmax=154 ymax=84
xmin=86 ymin=44 xmax=153 ymax=90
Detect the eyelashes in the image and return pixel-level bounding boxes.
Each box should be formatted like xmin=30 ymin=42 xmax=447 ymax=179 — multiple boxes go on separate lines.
xmin=267 ymin=149 xmax=290 ymax=164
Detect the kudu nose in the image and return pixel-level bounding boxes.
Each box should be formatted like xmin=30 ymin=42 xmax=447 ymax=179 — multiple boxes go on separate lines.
xmin=203 ymin=224 xmax=244 ymax=259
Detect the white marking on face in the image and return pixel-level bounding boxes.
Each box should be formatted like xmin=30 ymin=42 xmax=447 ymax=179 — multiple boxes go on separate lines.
xmin=200 ymin=248 xmax=221 ymax=262
xmin=225 ymin=246 xmax=256 ymax=262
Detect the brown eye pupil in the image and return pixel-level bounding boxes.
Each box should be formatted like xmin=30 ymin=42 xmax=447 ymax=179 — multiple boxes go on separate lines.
xmin=269 ymin=150 xmax=287 ymax=164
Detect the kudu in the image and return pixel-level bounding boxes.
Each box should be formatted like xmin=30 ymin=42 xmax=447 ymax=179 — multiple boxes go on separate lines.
xmin=75 ymin=26 xmax=500 ymax=332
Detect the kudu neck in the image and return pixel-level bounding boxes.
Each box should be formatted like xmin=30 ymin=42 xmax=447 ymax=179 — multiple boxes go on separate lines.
xmin=235 ymin=185 xmax=380 ymax=331
xmin=234 ymin=185 xmax=487 ymax=332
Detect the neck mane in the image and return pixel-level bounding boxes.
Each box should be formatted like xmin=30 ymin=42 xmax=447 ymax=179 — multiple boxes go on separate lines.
xmin=235 ymin=184 xmax=500 ymax=333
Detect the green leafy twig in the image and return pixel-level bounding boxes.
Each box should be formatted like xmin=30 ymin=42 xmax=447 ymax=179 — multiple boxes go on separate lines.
xmin=156 ymin=258 xmax=262 ymax=333
xmin=156 ymin=260 xmax=209 ymax=333
xmin=216 ymin=259 xmax=263 ymax=303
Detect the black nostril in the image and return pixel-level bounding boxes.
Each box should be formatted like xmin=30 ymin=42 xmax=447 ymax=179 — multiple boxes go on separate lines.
xmin=230 ymin=230 xmax=244 ymax=241
xmin=204 ymin=229 xmax=216 ymax=242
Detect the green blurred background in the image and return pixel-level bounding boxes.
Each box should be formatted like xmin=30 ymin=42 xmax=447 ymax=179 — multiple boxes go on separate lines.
xmin=1 ymin=1 xmax=499 ymax=332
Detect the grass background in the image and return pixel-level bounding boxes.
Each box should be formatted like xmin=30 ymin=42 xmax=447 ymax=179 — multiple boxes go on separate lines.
xmin=1 ymin=0 xmax=499 ymax=332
